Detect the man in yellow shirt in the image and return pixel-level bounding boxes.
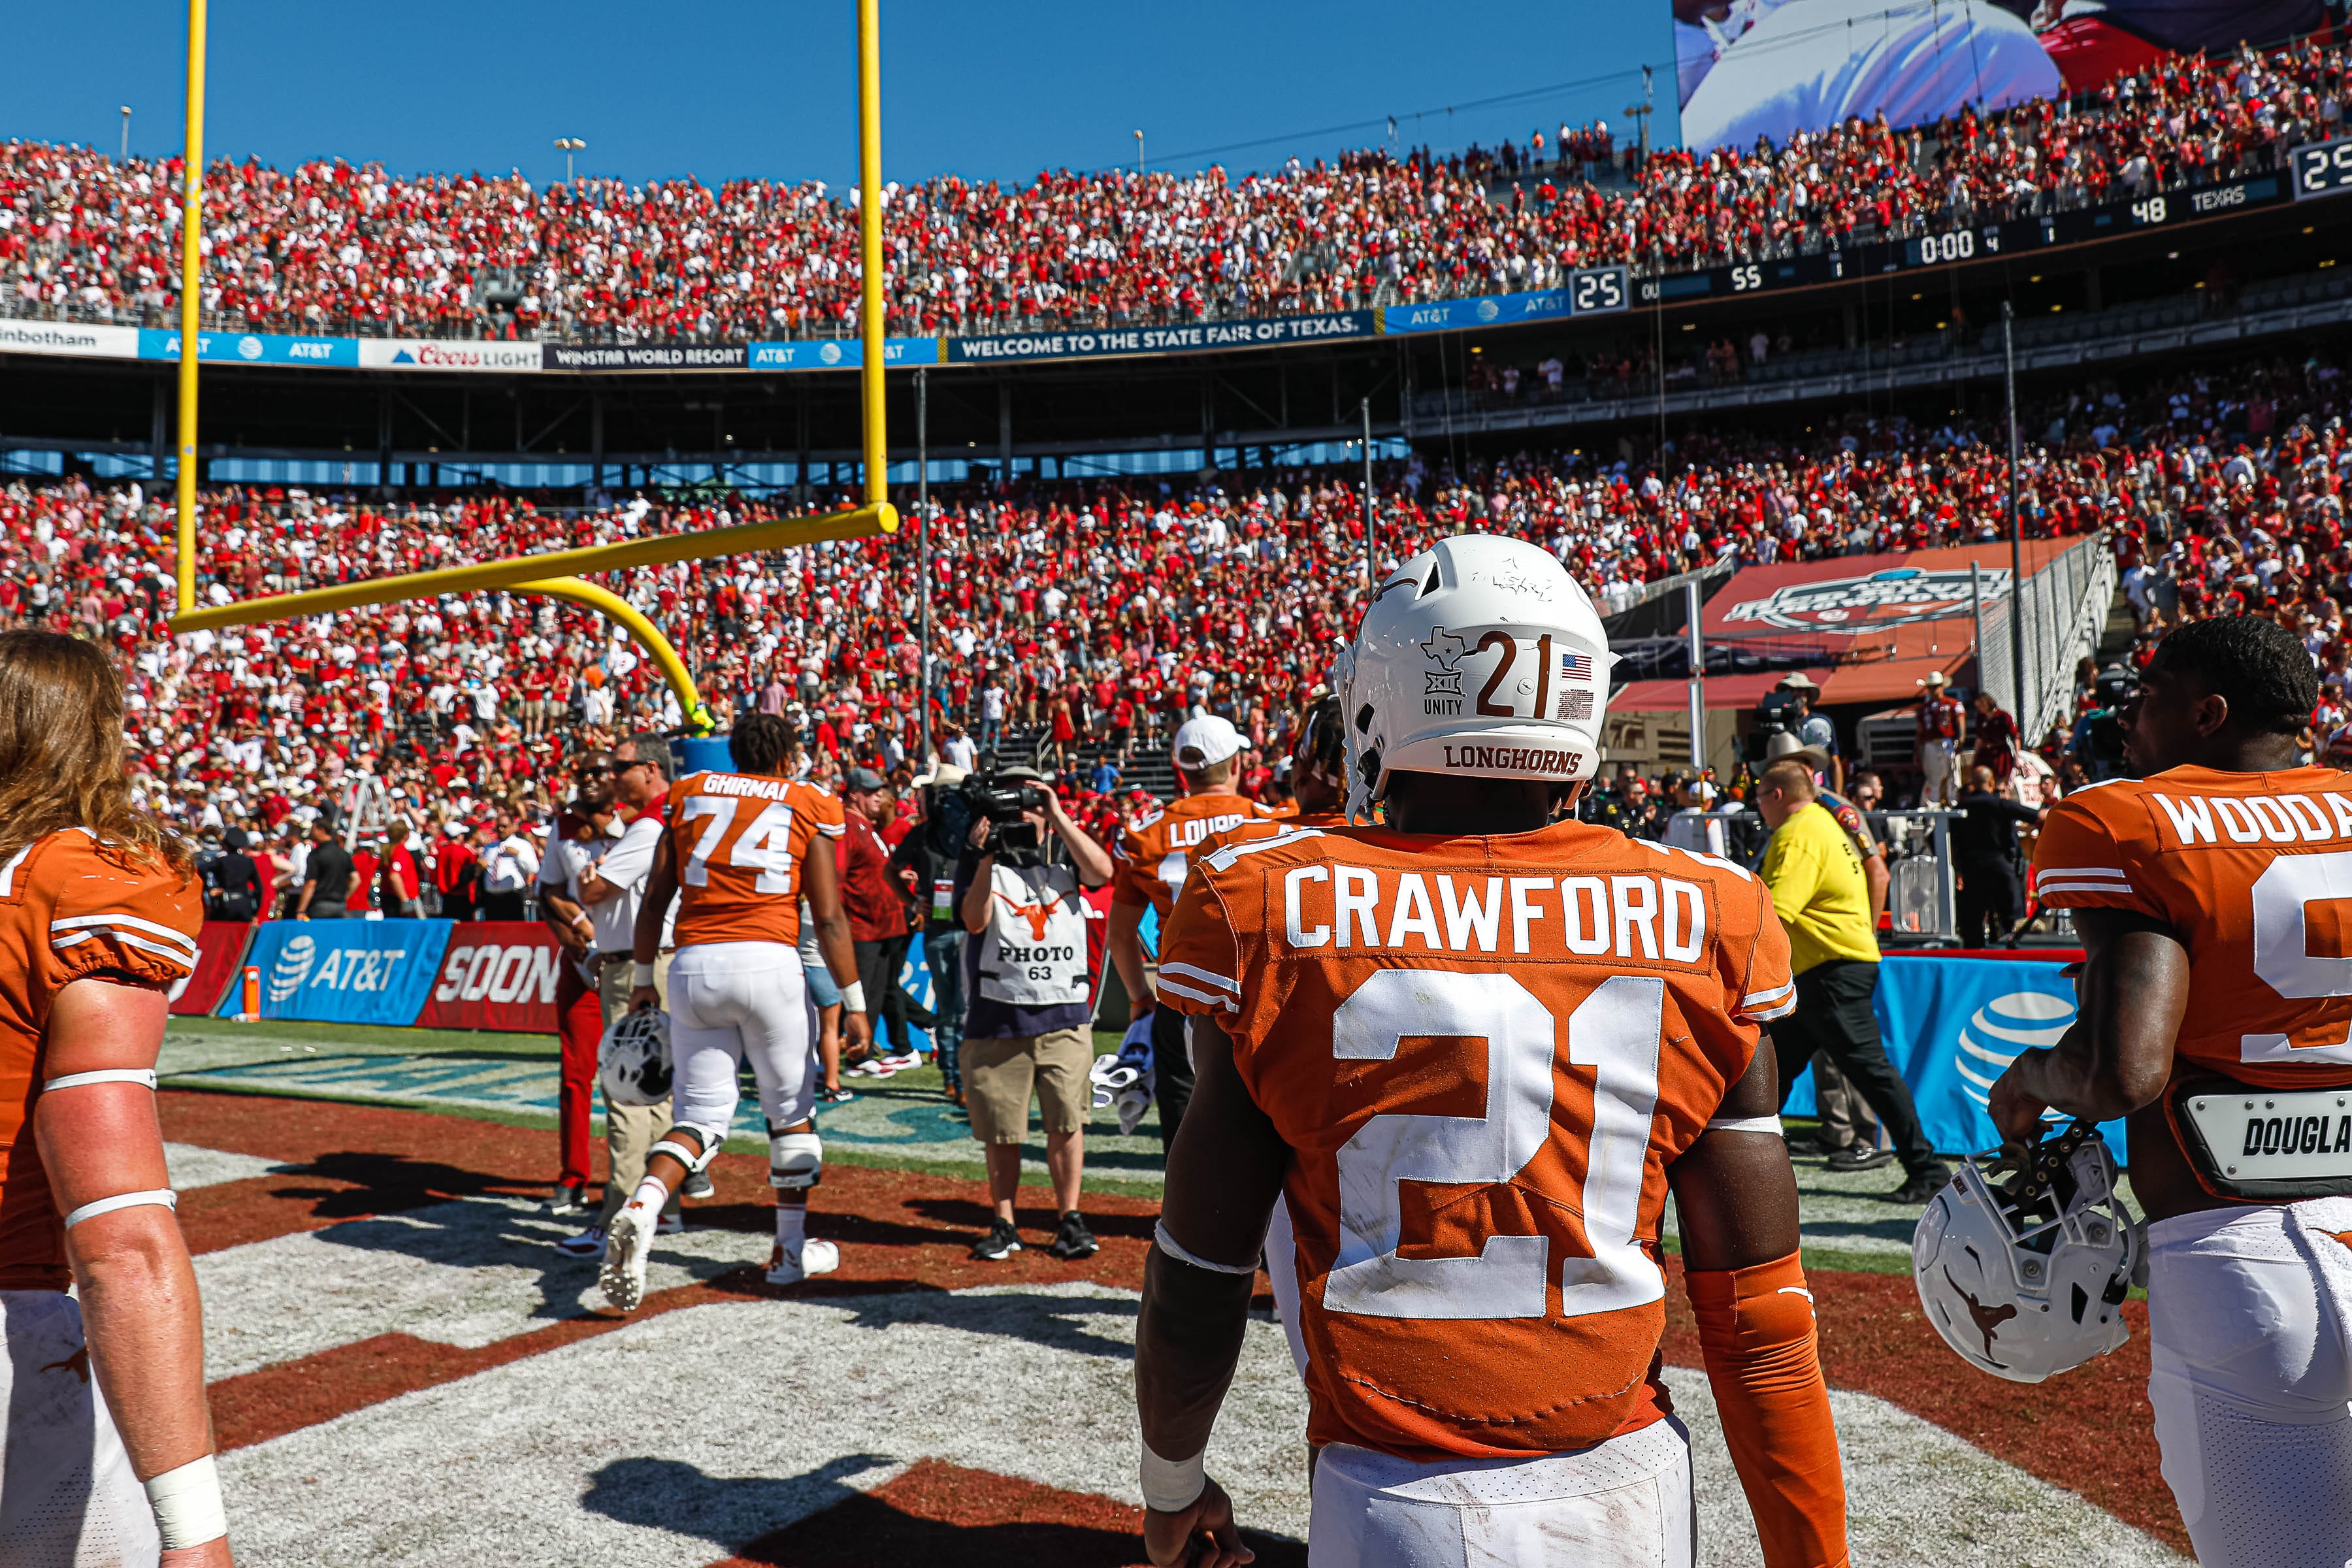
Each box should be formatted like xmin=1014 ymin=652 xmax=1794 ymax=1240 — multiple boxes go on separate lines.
xmin=1757 ymin=758 xmax=1952 ymax=1203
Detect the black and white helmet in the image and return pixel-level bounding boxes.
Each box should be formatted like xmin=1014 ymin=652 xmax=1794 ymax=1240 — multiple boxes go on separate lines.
xmin=1334 ymin=534 xmax=1613 ymax=821
xmin=598 ymin=1007 xmax=673 ymax=1109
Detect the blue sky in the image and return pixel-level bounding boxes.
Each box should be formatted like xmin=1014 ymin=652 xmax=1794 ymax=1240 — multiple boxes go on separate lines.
xmin=7 ymin=1 xmax=1677 ymax=190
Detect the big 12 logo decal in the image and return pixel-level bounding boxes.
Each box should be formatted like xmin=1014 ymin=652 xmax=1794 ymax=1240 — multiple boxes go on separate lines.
xmin=1723 ymin=566 xmax=2011 ymax=632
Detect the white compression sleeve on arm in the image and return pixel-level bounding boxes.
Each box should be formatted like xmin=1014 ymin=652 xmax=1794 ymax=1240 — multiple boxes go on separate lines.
xmin=145 ymin=1453 xmax=227 ymax=1548
xmin=838 ymin=980 xmax=868 ymax=1015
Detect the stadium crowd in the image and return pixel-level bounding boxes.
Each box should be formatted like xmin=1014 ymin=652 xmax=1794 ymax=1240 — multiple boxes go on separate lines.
xmin=0 ymin=343 xmax=2340 ymax=889
xmin=3 ymin=37 xmax=2343 ymax=341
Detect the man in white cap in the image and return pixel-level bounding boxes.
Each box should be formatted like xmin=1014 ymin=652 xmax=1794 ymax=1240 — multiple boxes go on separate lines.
xmin=1106 ymin=713 xmax=1285 ymax=1156
xmin=1915 ymin=671 xmax=1967 ymax=807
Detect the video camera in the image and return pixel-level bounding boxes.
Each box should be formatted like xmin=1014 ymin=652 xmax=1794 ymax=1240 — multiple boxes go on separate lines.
xmin=962 ymin=766 xmax=1052 ymax=857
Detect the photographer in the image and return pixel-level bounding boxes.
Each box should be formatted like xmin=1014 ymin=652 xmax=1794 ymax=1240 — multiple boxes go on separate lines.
xmin=956 ymin=766 xmax=1114 ymax=1264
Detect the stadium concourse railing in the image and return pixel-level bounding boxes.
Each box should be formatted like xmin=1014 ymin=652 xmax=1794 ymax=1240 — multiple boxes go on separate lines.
xmin=8 ymin=131 xmax=2350 ymax=374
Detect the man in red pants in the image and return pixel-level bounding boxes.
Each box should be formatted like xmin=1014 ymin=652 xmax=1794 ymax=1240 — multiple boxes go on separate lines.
xmin=539 ymin=751 xmax=617 ymax=1216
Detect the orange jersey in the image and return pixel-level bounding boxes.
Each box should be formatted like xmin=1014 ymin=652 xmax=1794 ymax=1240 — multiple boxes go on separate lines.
xmin=666 ymin=772 xmax=845 ymax=949
xmin=0 ymin=830 xmax=201 ymax=1291
xmin=1110 ymin=792 xmax=1288 ymax=921
xmin=1158 ymin=818 xmax=1795 ymax=1462
xmin=2033 ymin=764 xmax=2352 ymax=1087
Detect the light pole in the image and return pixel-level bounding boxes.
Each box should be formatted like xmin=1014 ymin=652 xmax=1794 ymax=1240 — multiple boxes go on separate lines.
xmin=1133 ymin=129 xmax=1145 ymax=176
xmin=1360 ymin=395 xmax=1375 ymax=588
xmin=120 ymin=106 xmax=131 ymax=162
xmin=553 ymin=137 xmax=585 ymax=184
xmin=917 ymin=366 xmax=932 ymax=767
xmin=2002 ymin=299 xmax=2026 ymax=728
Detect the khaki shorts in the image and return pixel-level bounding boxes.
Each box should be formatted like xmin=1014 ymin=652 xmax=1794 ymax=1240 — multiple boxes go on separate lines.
xmin=964 ymin=1027 xmax=1093 ymax=1145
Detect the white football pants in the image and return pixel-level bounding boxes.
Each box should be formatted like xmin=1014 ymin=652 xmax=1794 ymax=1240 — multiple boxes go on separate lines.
xmin=1264 ymin=1194 xmax=1310 ymax=1380
xmin=1309 ymin=1417 xmax=1693 ymax=1568
xmin=2146 ymin=1196 xmax=2352 ymax=1568
xmin=667 ymin=941 xmax=816 ymax=1147
xmin=0 ymin=1290 xmax=159 ymax=1568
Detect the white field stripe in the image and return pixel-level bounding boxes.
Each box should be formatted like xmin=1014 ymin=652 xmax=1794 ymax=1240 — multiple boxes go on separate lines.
xmin=52 ymin=926 xmax=196 ymax=967
xmin=215 ymin=1287 xmax=2183 ymax=1568
xmin=163 ymin=1143 xmax=287 ymax=1192
xmin=2036 ymin=867 xmax=2129 ymax=881
xmin=1158 ymin=962 xmax=1239 ymax=994
xmin=1154 ymin=976 xmax=1235 ymax=1012
xmin=52 ymin=911 xmax=201 ymax=957
xmin=192 ymin=1194 xmax=772 ymax=1380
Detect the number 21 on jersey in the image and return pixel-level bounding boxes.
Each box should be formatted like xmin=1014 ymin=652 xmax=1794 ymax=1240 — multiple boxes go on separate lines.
xmin=1322 ymin=969 xmax=1665 ymax=1322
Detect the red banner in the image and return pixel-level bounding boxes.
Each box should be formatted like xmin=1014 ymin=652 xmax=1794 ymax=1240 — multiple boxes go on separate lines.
xmin=169 ymin=923 xmax=252 ymax=1015
xmin=413 ymin=922 xmax=569 ymax=1033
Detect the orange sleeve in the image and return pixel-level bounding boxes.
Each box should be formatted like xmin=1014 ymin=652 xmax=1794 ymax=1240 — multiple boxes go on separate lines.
xmin=42 ymin=847 xmax=202 ymax=1002
xmin=1156 ymin=866 xmax=1240 ymax=1022
xmin=2030 ymin=787 xmax=2162 ymax=918
xmin=1727 ymin=871 xmax=1798 ymax=1026
xmin=1110 ymin=822 xmax=1153 ymax=909
xmin=1688 ymin=1252 xmax=1849 ymax=1568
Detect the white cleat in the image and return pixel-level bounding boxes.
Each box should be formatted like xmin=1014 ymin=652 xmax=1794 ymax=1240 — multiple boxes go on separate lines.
xmin=765 ymin=1238 xmax=841 ymax=1286
xmin=599 ymin=1201 xmax=657 ymax=1312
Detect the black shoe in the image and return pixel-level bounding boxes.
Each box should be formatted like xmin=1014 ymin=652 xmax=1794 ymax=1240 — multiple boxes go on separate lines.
xmin=1049 ymin=1211 xmax=1099 ymax=1260
xmin=1889 ymin=1163 xmax=1956 ymax=1205
xmin=1824 ymin=1145 xmax=1896 ymax=1172
xmin=970 ymin=1218 xmax=1022 ymax=1261
xmin=546 ymin=1183 xmax=587 ymax=1217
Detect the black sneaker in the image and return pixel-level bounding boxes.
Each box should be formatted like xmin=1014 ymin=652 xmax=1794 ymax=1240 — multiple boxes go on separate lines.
xmin=970 ymin=1218 xmax=1022 ymax=1261
xmin=1824 ymin=1145 xmax=1895 ymax=1173
xmin=546 ymin=1183 xmax=587 ymax=1217
xmin=1049 ymin=1211 xmax=1099 ymax=1260
xmin=680 ymin=1169 xmax=715 ymax=1200
xmin=1889 ymin=1163 xmax=1956 ymax=1205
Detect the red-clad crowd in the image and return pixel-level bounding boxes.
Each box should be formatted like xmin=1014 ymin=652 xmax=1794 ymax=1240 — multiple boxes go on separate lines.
xmin=3 ymin=347 xmax=2345 ymax=875
xmin=3 ymin=41 xmax=2341 ymax=342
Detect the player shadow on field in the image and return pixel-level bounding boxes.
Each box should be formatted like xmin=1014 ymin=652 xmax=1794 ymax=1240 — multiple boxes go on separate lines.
xmin=257 ymin=1148 xmax=542 ymax=1221
xmin=902 ymin=1194 xmax=1156 ymax=1243
xmin=286 ymin=1175 xmax=762 ymax=1326
xmin=580 ymin=1452 xmax=894 ymax=1552
xmin=816 ymin=1286 xmax=1142 ymax=1362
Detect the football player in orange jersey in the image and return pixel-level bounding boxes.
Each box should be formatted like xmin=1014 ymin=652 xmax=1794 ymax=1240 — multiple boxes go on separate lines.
xmin=599 ymin=712 xmax=872 ymax=1310
xmin=0 ymin=630 xmax=233 ymax=1565
xmin=1107 ymin=713 xmax=1287 ymax=1156
xmin=1985 ymin=615 xmax=2352 ymax=1567
xmin=1137 ymin=538 xmax=1846 ymax=1568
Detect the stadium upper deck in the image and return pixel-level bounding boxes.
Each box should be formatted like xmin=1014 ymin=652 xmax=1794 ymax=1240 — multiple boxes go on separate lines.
xmin=3 ymin=35 xmax=2342 ymax=346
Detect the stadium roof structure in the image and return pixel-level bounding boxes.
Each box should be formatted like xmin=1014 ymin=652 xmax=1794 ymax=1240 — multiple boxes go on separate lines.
xmin=161 ymin=0 xmax=900 ymax=734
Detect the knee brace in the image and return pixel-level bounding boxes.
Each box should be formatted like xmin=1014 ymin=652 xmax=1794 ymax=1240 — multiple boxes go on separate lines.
xmin=769 ymin=1129 xmax=823 ymax=1190
xmin=651 ymin=1124 xmax=724 ymax=1175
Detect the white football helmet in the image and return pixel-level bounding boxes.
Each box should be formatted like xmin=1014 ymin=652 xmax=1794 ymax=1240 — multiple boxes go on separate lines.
xmin=598 ymin=1007 xmax=674 ymax=1109
xmin=1912 ymin=1122 xmax=2139 ymax=1384
xmin=1334 ymin=534 xmax=1614 ymax=821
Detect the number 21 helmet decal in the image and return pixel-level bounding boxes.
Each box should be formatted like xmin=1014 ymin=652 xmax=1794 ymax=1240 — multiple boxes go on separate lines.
xmin=1333 ymin=534 xmax=1616 ymax=822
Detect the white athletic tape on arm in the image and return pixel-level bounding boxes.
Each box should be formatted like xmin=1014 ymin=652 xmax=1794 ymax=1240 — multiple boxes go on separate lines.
xmin=42 ymin=1068 xmax=159 ymax=1092
xmin=839 ymin=981 xmax=868 ymax=1015
xmin=1139 ymin=1440 xmax=1207 ymax=1514
xmin=632 ymin=962 xmax=657 ymax=988
xmin=1153 ymin=1220 xmax=1258 ymax=1276
xmin=144 ymin=1453 xmax=228 ymax=1550
xmin=63 ymin=1188 xmax=177 ymax=1230
xmin=1705 ymin=1115 xmax=1785 ymax=1136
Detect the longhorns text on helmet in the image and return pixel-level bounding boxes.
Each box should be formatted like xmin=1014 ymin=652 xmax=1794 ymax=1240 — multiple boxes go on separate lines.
xmin=1334 ymin=534 xmax=1617 ymax=823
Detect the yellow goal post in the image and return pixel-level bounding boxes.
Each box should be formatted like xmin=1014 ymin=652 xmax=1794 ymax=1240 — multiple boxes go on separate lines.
xmin=167 ymin=0 xmax=899 ymax=738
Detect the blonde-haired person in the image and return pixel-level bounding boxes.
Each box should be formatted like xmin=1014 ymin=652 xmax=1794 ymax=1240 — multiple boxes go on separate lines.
xmin=0 ymin=629 xmax=235 ymax=1565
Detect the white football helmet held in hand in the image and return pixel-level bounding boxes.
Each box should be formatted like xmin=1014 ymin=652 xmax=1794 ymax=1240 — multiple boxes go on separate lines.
xmin=1913 ymin=1121 xmax=2140 ymax=1384
xmin=598 ymin=1007 xmax=674 ymax=1109
xmin=1334 ymin=534 xmax=1614 ymax=823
